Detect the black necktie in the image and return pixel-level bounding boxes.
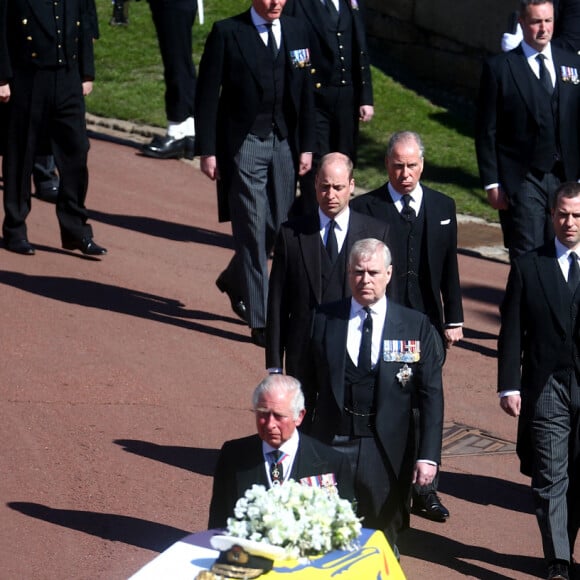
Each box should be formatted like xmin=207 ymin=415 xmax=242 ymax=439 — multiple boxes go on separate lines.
xmin=265 ymin=23 xmax=278 ymax=60
xmin=325 ymin=0 xmax=339 ymax=25
xmin=569 ymin=252 xmax=580 ymax=292
xmin=269 ymin=450 xmax=283 ymax=485
xmin=401 ymin=194 xmax=416 ymax=222
xmin=358 ymin=307 xmax=373 ymax=372
xmin=326 ymin=220 xmax=338 ymax=262
xmin=536 ymin=54 xmax=554 ymax=94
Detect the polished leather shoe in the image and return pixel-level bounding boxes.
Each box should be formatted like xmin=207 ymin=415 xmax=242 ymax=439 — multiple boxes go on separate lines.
xmin=141 ymin=135 xmax=195 ymax=160
xmin=34 ymin=186 xmax=59 ymax=203
xmin=6 ymin=238 xmax=35 ymax=255
xmin=251 ymin=328 xmax=266 ymax=348
xmin=215 ymin=278 xmax=248 ymax=322
xmin=412 ymin=492 xmax=449 ymax=522
xmin=547 ymin=561 xmax=569 ymax=580
xmin=62 ymin=237 xmax=107 ymax=256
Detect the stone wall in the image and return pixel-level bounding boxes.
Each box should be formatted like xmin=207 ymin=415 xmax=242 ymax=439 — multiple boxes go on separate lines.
xmin=365 ymin=0 xmax=520 ymax=97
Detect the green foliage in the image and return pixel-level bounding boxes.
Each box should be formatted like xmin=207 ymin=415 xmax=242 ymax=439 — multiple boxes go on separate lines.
xmin=88 ymin=0 xmax=494 ymax=222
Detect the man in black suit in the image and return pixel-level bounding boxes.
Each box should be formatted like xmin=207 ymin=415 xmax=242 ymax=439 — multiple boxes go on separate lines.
xmin=266 ymin=152 xmax=389 ymax=389
xmin=141 ymin=0 xmax=198 ymax=160
xmin=306 ymin=238 xmax=444 ymax=549
xmin=0 ymin=0 xmax=106 ymax=256
xmin=351 ymin=131 xmax=463 ymax=522
xmin=498 ymin=182 xmax=580 ymax=580
xmin=476 ymin=0 xmax=580 ymax=262
xmin=195 ymin=0 xmax=314 ymax=346
xmin=283 ymin=0 xmax=373 ymax=215
xmin=208 ymin=374 xmax=355 ymax=529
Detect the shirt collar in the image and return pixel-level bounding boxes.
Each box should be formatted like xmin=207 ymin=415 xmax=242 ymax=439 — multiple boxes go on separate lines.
xmin=250 ymin=7 xmax=279 ymax=29
xmin=521 ymin=39 xmax=553 ymax=62
xmin=387 ymin=181 xmax=424 ymax=207
xmin=350 ymin=294 xmax=387 ymax=319
xmin=262 ymin=427 xmax=300 ymax=458
xmin=555 ymin=237 xmax=580 ymax=261
xmin=318 ymin=207 xmax=350 ymax=231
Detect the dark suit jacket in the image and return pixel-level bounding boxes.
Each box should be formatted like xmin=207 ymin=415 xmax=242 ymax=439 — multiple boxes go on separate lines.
xmin=554 ymin=0 xmax=580 ymax=52
xmin=195 ymin=10 xmax=315 ymax=222
xmin=0 ymin=0 xmax=95 ymax=81
xmin=208 ymin=432 xmax=355 ymax=529
xmin=475 ymin=44 xmax=580 ymax=195
xmin=308 ymin=299 xmax=444 ymax=480
xmin=266 ymin=209 xmax=390 ymax=375
xmin=498 ymin=241 xmax=580 ymax=474
xmin=350 ymin=185 xmax=463 ymax=335
xmin=283 ymin=0 xmax=373 ymax=107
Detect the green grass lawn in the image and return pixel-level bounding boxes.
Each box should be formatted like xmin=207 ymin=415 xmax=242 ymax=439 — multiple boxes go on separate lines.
xmin=88 ymin=0 xmax=494 ymax=222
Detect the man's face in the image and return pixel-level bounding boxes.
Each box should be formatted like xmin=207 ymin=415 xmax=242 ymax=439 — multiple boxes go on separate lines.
xmin=252 ymin=0 xmax=286 ymax=21
xmin=520 ymin=2 xmax=554 ymax=51
xmin=386 ymin=139 xmax=424 ymax=195
xmin=315 ymin=160 xmax=355 ymax=219
xmin=552 ymin=195 xmax=580 ymax=249
xmin=349 ymin=250 xmax=392 ymax=306
xmin=255 ymin=388 xmax=304 ymax=448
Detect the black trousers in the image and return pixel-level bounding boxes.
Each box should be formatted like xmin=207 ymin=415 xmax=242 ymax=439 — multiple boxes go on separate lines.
xmin=148 ymin=0 xmax=197 ymax=123
xmin=2 ymin=66 xmax=92 ymax=244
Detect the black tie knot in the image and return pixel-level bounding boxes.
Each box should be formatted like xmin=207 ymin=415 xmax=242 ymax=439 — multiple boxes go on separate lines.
xmin=326 ymin=219 xmax=338 ymax=262
xmin=536 ymin=53 xmax=554 ymax=94
xmin=401 ymin=194 xmax=416 ymax=222
xmin=569 ymin=251 xmax=580 ymax=292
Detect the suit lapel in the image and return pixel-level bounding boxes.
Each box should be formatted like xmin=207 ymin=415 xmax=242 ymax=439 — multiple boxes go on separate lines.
xmin=237 ymin=437 xmax=269 ymax=492
xmin=326 ymin=302 xmax=350 ymax=411
xmin=535 ymin=247 xmax=569 ymax=336
xmin=507 ymin=47 xmax=544 ymax=123
xmin=299 ymin=215 xmax=324 ymax=302
xmin=234 ymin=11 xmax=266 ymax=89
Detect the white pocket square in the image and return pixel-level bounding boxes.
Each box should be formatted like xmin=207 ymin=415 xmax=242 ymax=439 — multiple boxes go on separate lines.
xmin=440 ymin=219 xmax=451 ymax=225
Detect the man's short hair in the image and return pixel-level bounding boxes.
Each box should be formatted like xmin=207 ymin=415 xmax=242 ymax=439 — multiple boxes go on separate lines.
xmin=519 ymin=0 xmax=553 ymax=13
xmin=252 ymin=374 xmax=305 ymax=420
xmin=316 ymin=152 xmax=354 ymax=181
xmin=349 ymin=238 xmax=392 ymax=269
xmin=386 ymin=131 xmax=425 ymax=160
xmin=553 ymin=182 xmax=580 ymax=210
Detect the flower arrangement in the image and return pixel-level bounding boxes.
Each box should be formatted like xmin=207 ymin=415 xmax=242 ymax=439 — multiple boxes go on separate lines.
xmin=225 ymin=480 xmax=362 ymax=560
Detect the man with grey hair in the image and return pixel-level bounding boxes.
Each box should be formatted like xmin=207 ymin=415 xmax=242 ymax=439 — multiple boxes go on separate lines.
xmin=351 ymin=131 xmax=462 ymax=522
xmin=208 ymin=374 xmax=354 ymax=528
xmin=305 ymin=238 xmax=444 ymax=551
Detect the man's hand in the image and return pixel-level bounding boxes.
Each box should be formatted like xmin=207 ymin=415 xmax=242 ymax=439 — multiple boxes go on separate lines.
xmin=413 ymin=462 xmax=437 ymax=487
xmin=444 ymin=327 xmax=463 ymax=348
xmin=0 ymin=83 xmax=11 ymax=103
xmin=359 ymin=105 xmax=374 ymax=122
xmin=82 ymin=81 xmax=93 ymax=97
xmin=487 ymin=186 xmax=509 ymax=210
xmin=298 ymin=152 xmax=312 ymax=176
xmin=500 ymin=394 xmax=521 ymax=417
xmin=201 ymin=155 xmax=220 ymax=181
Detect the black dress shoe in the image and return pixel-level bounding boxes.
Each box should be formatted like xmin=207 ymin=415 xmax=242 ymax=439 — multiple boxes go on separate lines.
xmin=215 ymin=278 xmax=248 ymax=322
xmin=62 ymin=237 xmax=107 ymax=256
xmin=34 ymin=186 xmax=59 ymax=203
xmin=141 ymin=135 xmax=195 ymax=160
xmin=251 ymin=328 xmax=266 ymax=348
xmin=412 ymin=492 xmax=449 ymax=522
xmin=6 ymin=238 xmax=35 ymax=255
xmin=547 ymin=560 xmax=569 ymax=580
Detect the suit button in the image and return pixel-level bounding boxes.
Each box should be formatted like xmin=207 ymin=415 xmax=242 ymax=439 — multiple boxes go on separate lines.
xmin=315 ymin=83 xmax=321 ymax=88
xmin=311 ymin=68 xmax=316 ymax=74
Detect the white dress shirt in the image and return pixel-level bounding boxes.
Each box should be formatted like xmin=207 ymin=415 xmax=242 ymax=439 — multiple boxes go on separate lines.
xmin=251 ymin=8 xmax=281 ymax=49
xmin=346 ymin=295 xmax=387 ymax=368
xmin=319 ymin=207 xmax=350 ymax=254
xmin=262 ymin=429 xmax=300 ymax=486
xmin=388 ymin=182 xmax=423 ymax=218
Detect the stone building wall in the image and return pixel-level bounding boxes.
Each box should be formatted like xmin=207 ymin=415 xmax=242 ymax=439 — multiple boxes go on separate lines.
xmin=364 ymin=0 xmax=519 ymax=97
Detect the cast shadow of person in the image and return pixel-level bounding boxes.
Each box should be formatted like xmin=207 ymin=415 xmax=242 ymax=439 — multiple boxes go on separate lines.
xmin=114 ymin=440 xmax=219 ymax=477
